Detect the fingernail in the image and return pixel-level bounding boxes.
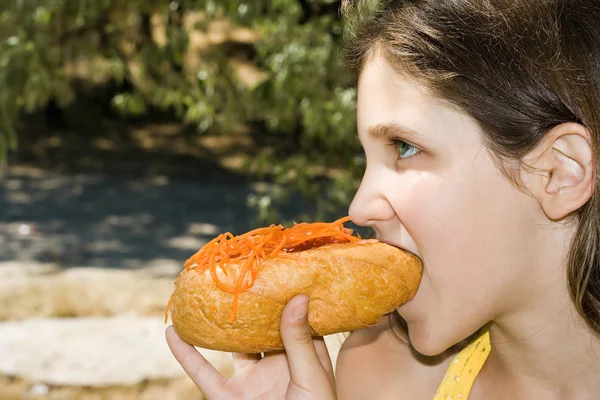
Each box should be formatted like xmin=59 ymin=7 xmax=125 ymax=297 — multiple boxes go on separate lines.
xmin=292 ymin=299 xmax=308 ymax=321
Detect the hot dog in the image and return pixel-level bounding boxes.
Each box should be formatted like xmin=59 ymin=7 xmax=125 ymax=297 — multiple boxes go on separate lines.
xmin=164 ymin=216 xmax=422 ymax=353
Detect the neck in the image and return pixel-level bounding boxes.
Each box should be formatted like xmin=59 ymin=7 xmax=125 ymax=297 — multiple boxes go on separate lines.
xmin=478 ymin=220 xmax=600 ymax=398
xmin=483 ymin=291 xmax=600 ymax=399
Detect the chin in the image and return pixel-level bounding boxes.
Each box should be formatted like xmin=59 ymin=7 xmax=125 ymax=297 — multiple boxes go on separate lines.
xmin=407 ymin=324 xmax=454 ymax=357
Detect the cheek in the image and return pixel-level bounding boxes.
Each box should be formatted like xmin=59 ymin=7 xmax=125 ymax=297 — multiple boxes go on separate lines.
xmin=393 ymin=160 xmax=537 ymax=327
xmin=399 ymin=178 xmax=487 ymax=291
xmin=396 ymin=171 xmax=528 ymax=355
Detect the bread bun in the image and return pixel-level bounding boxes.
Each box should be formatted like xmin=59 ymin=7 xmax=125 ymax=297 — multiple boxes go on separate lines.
xmin=167 ymin=241 xmax=422 ymax=353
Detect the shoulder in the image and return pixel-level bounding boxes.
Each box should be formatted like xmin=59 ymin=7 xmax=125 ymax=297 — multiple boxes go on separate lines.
xmin=335 ymin=313 xmax=457 ymax=400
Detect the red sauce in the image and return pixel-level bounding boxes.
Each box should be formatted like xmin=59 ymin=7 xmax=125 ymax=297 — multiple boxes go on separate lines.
xmin=282 ymin=236 xmax=350 ymax=252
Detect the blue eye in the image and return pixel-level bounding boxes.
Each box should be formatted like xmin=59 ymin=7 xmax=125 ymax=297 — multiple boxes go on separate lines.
xmin=393 ymin=139 xmax=420 ymax=159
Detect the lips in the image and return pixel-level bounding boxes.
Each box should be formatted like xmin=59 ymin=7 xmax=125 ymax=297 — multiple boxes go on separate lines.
xmin=356 ymin=225 xmax=423 ymax=262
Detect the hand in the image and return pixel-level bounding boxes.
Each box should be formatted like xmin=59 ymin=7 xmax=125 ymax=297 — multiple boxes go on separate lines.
xmin=165 ymin=294 xmax=337 ymax=400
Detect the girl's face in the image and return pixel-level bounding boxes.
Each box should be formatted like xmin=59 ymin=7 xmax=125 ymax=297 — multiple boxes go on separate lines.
xmin=349 ymin=54 xmax=551 ymax=355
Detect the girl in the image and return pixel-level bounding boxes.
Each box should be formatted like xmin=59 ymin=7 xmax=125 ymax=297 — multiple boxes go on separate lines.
xmin=166 ymin=1 xmax=600 ymax=398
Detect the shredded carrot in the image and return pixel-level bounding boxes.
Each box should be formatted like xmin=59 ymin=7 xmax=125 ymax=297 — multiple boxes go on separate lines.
xmin=164 ymin=216 xmax=372 ymax=323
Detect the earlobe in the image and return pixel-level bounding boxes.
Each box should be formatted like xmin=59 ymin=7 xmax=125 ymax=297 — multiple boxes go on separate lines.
xmin=526 ymin=123 xmax=594 ymax=220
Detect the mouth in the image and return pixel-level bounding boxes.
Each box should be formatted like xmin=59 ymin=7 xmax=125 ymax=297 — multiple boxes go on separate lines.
xmin=349 ymin=224 xmax=423 ymax=262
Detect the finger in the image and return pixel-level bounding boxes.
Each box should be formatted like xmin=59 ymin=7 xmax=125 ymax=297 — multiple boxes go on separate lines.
xmin=165 ymin=326 xmax=226 ymax=397
xmin=313 ymin=337 xmax=335 ymax=385
xmin=280 ymin=294 xmax=330 ymax=388
xmin=231 ymin=352 xmax=261 ymax=372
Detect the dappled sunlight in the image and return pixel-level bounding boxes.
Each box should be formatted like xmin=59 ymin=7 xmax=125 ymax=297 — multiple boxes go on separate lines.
xmin=0 ymin=166 xmax=266 ymax=270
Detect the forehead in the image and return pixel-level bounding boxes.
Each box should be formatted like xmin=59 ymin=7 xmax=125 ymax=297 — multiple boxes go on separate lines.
xmin=356 ymin=55 xmax=443 ymax=132
xmin=355 ymin=54 xmax=488 ymax=155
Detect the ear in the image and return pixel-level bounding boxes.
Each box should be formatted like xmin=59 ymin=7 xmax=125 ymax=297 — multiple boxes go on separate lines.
xmin=523 ymin=122 xmax=594 ymax=220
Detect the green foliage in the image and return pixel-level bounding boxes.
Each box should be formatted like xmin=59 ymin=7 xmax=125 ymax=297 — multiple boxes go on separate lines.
xmin=0 ymin=0 xmax=364 ymax=223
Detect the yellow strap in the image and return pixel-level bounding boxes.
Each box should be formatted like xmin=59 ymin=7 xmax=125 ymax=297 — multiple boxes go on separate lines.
xmin=433 ymin=329 xmax=491 ymax=400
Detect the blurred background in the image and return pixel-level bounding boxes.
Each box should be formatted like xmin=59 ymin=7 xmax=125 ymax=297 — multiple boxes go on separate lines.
xmin=0 ymin=0 xmax=366 ymax=398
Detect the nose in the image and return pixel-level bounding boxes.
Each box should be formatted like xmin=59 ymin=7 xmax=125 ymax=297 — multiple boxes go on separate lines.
xmin=348 ymin=168 xmax=395 ymax=227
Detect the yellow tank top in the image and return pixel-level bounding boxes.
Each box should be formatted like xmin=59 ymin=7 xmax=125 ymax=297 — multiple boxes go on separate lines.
xmin=433 ymin=329 xmax=491 ymax=399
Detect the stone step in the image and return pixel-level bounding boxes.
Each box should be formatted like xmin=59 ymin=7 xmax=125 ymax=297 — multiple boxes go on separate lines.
xmin=0 ymin=316 xmax=345 ymax=387
xmin=0 ymin=317 xmax=225 ymax=387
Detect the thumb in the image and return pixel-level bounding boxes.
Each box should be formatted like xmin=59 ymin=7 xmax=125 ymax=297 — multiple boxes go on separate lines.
xmin=280 ymin=294 xmax=330 ymax=390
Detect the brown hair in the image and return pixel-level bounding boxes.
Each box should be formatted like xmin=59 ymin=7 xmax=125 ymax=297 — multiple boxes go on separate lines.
xmin=342 ymin=0 xmax=600 ymax=335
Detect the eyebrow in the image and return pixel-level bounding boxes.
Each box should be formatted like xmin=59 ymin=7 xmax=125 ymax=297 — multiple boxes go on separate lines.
xmin=368 ymin=123 xmax=420 ymax=140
